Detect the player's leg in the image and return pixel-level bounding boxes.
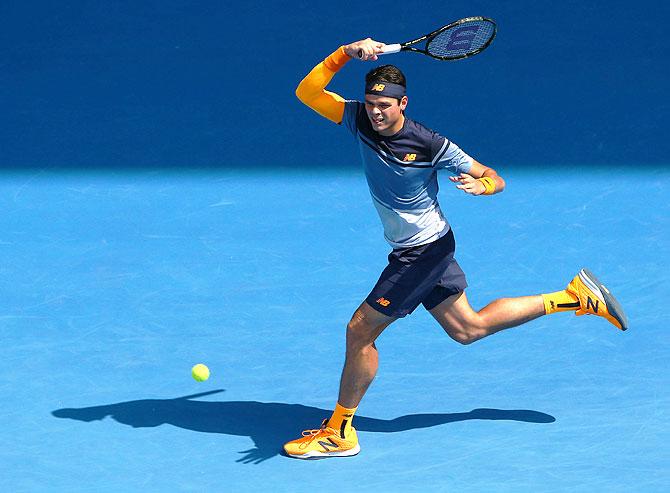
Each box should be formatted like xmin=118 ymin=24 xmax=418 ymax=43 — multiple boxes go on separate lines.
xmin=283 ymin=302 xmax=395 ymax=459
xmin=283 ymin=232 xmax=458 ymax=459
xmin=338 ymin=301 xmax=396 ymax=408
xmin=428 ymin=268 xmax=628 ymax=344
xmin=419 ymin=238 xmax=545 ymax=343
xmin=428 ymin=290 xmax=545 ymax=345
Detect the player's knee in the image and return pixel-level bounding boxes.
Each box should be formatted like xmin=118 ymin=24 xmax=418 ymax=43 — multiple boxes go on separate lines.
xmin=450 ymin=331 xmax=477 ymax=345
xmin=346 ymin=317 xmax=376 ymax=352
xmin=444 ymin=319 xmax=484 ymax=345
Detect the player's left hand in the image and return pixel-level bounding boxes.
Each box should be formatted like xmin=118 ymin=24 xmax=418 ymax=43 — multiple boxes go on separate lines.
xmin=450 ymin=173 xmax=486 ymax=195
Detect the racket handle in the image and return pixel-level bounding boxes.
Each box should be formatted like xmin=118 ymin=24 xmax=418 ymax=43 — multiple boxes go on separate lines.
xmin=357 ymin=43 xmax=401 ymax=59
xmin=380 ymin=44 xmax=401 ymax=54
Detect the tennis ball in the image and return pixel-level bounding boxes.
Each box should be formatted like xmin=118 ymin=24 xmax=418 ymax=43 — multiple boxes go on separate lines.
xmin=191 ymin=363 xmax=210 ymax=382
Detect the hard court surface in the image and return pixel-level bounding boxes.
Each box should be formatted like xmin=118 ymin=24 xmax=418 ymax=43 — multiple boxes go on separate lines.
xmin=0 ymin=166 xmax=668 ymax=491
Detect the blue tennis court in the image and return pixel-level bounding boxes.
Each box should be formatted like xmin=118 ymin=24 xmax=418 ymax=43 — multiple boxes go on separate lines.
xmin=1 ymin=167 xmax=668 ymax=491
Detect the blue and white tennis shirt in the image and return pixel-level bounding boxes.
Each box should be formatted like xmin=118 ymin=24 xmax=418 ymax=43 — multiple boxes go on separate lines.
xmin=342 ymin=101 xmax=473 ymax=249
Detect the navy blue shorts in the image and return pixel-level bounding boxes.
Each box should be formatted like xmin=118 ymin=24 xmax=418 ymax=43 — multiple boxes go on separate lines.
xmin=365 ymin=229 xmax=467 ymax=318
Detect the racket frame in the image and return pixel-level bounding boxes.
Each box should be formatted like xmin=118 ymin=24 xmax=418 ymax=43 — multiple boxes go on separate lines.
xmin=382 ymin=16 xmax=497 ymax=61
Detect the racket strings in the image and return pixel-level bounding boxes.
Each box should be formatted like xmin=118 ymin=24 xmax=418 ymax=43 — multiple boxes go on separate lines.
xmin=427 ymin=20 xmax=496 ymax=58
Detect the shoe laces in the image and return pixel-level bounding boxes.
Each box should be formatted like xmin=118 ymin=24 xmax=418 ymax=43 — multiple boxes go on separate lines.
xmin=300 ymin=419 xmax=334 ymax=447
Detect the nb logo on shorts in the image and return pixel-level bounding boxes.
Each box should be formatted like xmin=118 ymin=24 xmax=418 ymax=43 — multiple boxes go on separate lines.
xmin=403 ymin=153 xmax=417 ymax=161
xmin=371 ymin=83 xmax=386 ymax=91
xmin=376 ymin=297 xmax=391 ymax=307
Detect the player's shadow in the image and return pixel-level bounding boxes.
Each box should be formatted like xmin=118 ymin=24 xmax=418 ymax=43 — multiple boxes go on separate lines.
xmin=52 ymin=390 xmax=555 ymax=464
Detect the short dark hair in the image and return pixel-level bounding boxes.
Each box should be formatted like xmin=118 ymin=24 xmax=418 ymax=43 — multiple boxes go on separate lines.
xmin=365 ymin=65 xmax=406 ymax=89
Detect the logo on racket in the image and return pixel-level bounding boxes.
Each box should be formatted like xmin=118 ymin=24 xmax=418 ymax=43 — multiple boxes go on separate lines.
xmin=445 ymin=26 xmax=481 ymax=51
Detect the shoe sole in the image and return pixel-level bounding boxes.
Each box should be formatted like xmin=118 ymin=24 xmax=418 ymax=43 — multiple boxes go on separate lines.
xmin=285 ymin=443 xmax=361 ymax=460
xmin=579 ymin=268 xmax=629 ymax=331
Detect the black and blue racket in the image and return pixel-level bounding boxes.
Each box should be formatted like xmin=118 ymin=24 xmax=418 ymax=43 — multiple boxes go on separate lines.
xmin=360 ymin=17 xmax=497 ymax=61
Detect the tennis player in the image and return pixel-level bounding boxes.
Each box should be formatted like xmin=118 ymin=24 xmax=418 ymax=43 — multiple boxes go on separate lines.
xmin=283 ymin=38 xmax=628 ymax=459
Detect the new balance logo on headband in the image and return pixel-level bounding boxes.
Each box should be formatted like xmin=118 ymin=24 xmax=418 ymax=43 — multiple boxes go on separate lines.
xmin=365 ymin=82 xmax=406 ymax=98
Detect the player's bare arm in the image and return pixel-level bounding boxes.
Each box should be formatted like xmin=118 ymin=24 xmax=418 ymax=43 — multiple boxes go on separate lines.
xmin=449 ymin=159 xmax=506 ymax=195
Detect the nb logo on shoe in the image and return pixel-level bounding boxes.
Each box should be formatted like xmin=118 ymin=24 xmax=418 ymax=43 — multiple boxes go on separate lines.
xmin=376 ymin=297 xmax=391 ymax=307
xmin=318 ymin=438 xmax=339 ymax=452
xmin=371 ymin=83 xmax=386 ymax=91
xmin=403 ymin=153 xmax=417 ymax=161
xmin=586 ymin=296 xmax=599 ymax=313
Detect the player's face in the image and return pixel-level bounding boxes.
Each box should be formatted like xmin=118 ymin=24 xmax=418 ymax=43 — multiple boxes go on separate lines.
xmin=364 ymin=95 xmax=408 ymax=136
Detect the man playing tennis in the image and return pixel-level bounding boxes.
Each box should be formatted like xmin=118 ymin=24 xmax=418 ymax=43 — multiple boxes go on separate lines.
xmin=283 ymin=38 xmax=628 ymax=459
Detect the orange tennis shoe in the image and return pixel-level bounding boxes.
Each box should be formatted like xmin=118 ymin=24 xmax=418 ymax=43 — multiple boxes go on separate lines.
xmin=567 ymin=268 xmax=629 ymax=331
xmin=283 ymin=419 xmax=360 ymax=459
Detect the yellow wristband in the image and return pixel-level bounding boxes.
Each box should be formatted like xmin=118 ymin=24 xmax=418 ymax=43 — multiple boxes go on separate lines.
xmin=477 ymin=176 xmax=496 ymax=195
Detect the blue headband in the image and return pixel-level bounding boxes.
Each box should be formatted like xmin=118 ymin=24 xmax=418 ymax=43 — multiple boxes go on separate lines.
xmin=365 ymin=81 xmax=406 ymax=99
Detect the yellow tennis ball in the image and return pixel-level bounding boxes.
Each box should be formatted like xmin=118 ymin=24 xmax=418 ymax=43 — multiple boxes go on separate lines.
xmin=191 ymin=363 xmax=210 ymax=382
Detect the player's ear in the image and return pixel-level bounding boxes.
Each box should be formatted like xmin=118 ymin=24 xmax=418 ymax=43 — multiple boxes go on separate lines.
xmin=399 ymin=95 xmax=408 ymax=111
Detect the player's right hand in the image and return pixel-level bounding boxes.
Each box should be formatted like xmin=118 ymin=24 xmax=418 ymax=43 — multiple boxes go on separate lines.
xmin=344 ymin=38 xmax=385 ymax=61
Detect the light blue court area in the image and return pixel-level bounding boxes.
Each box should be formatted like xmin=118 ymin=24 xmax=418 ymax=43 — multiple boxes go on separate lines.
xmin=0 ymin=167 xmax=668 ymax=492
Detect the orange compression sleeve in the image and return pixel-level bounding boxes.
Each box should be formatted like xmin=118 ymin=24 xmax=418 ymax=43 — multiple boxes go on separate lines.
xmin=295 ymin=46 xmax=351 ymax=124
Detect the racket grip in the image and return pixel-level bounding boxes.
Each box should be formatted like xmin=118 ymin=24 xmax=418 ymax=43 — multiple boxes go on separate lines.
xmin=357 ymin=43 xmax=401 ymax=59
xmin=380 ymin=44 xmax=401 ymax=54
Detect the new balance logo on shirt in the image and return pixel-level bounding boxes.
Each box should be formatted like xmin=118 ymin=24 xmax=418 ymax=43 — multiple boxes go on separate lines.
xmin=376 ymin=297 xmax=391 ymax=307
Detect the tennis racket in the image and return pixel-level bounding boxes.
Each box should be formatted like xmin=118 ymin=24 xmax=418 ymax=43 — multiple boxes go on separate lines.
xmin=358 ymin=17 xmax=497 ymax=61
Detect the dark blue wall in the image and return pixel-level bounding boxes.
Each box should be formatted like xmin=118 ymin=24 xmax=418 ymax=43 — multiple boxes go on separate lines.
xmin=2 ymin=1 xmax=668 ymax=169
